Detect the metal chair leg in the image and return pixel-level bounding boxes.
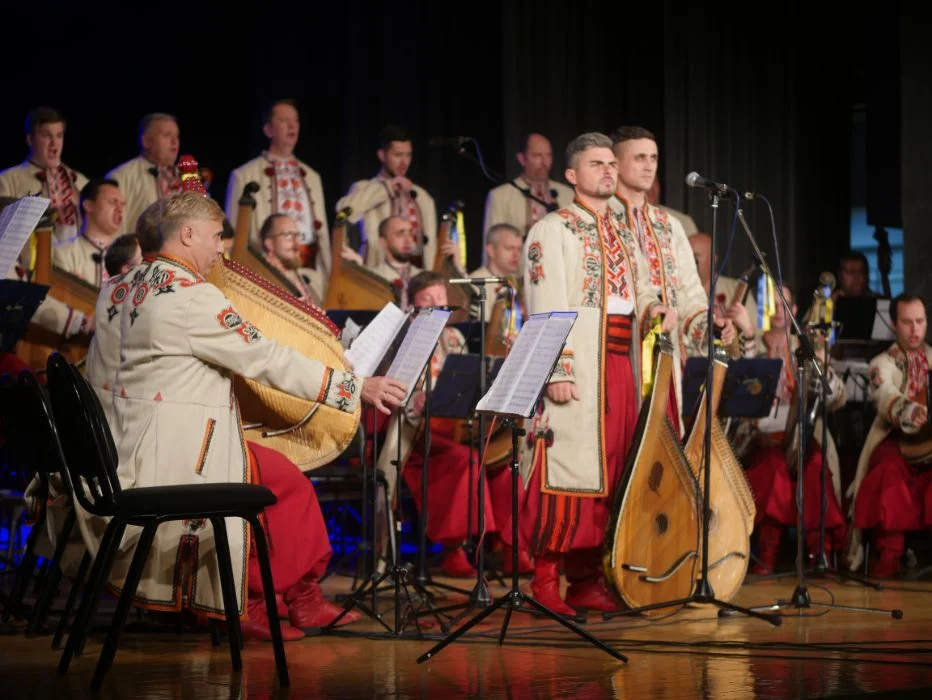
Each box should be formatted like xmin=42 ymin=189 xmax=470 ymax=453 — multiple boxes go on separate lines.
xmin=209 ymin=516 xmax=243 ymax=671
xmin=90 ymin=522 xmax=158 ymax=692
xmin=247 ymin=515 xmax=289 ymax=689
xmin=52 ymin=551 xmax=90 ymax=650
xmin=27 ymin=510 xmax=76 ymax=636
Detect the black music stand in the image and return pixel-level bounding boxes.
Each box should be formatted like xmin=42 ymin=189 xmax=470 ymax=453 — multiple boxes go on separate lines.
xmin=0 ymin=281 xmax=49 ymax=353
xmin=418 ymin=311 xmax=625 ymax=664
xmin=323 ymin=308 xmax=453 ymax=637
xmin=682 ymin=357 xmax=784 ymax=427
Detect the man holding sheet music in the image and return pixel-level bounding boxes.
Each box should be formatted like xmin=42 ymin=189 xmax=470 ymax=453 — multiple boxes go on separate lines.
xmin=521 ymin=132 xmax=676 ymax=616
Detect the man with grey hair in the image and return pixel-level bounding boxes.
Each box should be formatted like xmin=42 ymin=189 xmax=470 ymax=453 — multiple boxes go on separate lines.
xmin=106 ymin=113 xmax=181 ymax=230
xmin=83 ymin=191 xmax=407 ymax=640
xmin=470 ymin=222 xmax=524 ymax=320
xmin=521 ymin=132 xmax=675 ymax=617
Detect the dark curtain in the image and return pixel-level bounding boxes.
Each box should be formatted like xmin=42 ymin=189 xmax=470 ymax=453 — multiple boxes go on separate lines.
xmin=0 ymin=1 xmax=882 ymax=294
xmin=502 ymin=0 xmax=852 ymax=300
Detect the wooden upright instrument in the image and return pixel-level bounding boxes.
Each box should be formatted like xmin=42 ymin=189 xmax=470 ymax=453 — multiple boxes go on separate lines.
xmin=208 ymin=257 xmax=360 ymax=471
xmin=323 ymin=209 xmax=396 ymax=311
xmin=604 ymin=334 xmax=700 ymax=614
xmin=16 ymin=219 xmax=97 ymax=368
xmin=682 ymin=344 xmax=756 ymax=602
xmin=432 ymin=205 xmax=473 ymax=323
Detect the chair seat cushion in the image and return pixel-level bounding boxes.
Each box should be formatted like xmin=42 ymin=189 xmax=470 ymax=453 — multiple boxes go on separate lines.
xmin=116 ymin=483 xmax=276 ymax=519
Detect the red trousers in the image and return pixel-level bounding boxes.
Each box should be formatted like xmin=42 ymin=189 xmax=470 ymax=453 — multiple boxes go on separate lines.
xmin=403 ymin=421 xmax=505 ymax=545
xmin=853 ymin=437 xmax=932 ymax=554
xmin=522 ymin=353 xmax=637 ymax=554
xmin=246 ymin=442 xmax=331 ymax=598
xmin=745 ymin=444 xmax=847 ymax=549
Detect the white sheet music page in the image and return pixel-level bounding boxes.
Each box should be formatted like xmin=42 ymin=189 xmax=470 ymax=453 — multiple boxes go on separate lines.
xmin=0 ymin=196 xmax=50 ymax=279
xmin=477 ymin=311 xmax=577 ymax=417
xmin=344 ymin=302 xmax=408 ymax=376
xmin=386 ymin=308 xmax=452 ymax=402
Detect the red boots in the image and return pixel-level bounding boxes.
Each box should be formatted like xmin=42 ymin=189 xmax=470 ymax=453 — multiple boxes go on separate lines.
xmin=529 ymin=553 xmax=579 ymax=617
xmin=241 ymin=597 xmax=305 ymax=641
xmin=284 ymin=576 xmax=361 ymax=629
xmin=564 ymin=548 xmax=622 ymax=613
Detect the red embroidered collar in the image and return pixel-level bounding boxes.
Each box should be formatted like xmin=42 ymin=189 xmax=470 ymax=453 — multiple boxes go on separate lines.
xmin=155 ymin=253 xmax=203 ymax=281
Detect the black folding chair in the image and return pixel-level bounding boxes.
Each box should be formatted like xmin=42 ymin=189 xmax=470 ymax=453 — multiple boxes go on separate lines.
xmin=44 ymin=353 xmax=288 ymax=691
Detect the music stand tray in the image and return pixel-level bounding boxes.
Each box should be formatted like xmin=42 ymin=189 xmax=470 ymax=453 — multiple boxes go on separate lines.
xmin=682 ymin=357 xmax=783 ymax=424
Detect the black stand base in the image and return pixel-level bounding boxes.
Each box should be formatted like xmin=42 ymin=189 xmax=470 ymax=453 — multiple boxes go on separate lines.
xmin=737 ymin=579 xmax=904 ymax=620
xmin=417 ymin=588 xmax=626 ymax=664
xmin=603 ymin=590 xmax=782 ymax=626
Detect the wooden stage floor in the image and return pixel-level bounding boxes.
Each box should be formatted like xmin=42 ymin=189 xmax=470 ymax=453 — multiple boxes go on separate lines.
xmin=2 ymin=574 xmax=931 ymax=699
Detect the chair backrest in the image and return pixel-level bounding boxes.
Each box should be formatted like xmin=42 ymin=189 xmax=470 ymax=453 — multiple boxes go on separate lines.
xmin=45 ymin=353 xmax=120 ymax=516
xmin=14 ymin=371 xmax=71 ymax=482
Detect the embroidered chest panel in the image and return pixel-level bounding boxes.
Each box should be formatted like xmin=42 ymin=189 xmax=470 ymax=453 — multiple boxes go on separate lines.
xmin=614 ymin=200 xmax=679 ymax=307
xmin=878 ymin=345 xmax=930 ymax=403
xmin=560 ymin=209 xmax=604 ymax=308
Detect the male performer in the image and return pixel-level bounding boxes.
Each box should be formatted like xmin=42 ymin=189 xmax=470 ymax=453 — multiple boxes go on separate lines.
xmin=609 ymin=126 xmax=734 ymax=425
xmin=482 ymin=133 xmax=574 ymax=241
xmin=371 ymin=215 xmax=423 ymax=309
xmin=522 ymin=133 xmax=674 ymax=615
xmin=376 ymin=271 xmax=533 ymax=576
xmin=836 ymin=251 xmax=877 ymax=299
xmin=469 ymin=223 xmax=524 ymax=320
xmin=336 ymin=125 xmax=437 ymax=269
xmin=258 ymin=213 xmax=326 ymax=305
xmin=689 ymin=232 xmax=757 ymax=357
xmin=225 ymin=99 xmax=332 ymax=275
xmin=847 ymin=294 xmax=931 ymax=577
xmin=104 ymin=234 xmax=142 ymax=278
xmin=53 ymin=179 xmax=126 ymax=288
xmin=83 ymin=190 xmax=407 ymax=639
xmin=647 ymin=176 xmax=698 ymax=236
xmin=742 ymin=284 xmax=848 ymax=573
xmin=107 ymin=113 xmax=181 ymax=230
xmin=0 ymin=106 xmax=88 ymax=242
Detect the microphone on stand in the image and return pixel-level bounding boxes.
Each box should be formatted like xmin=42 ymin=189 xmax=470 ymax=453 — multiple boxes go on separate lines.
xmin=449 ymin=277 xmax=508 ymax=285
xmin=685 ymin=171 xmax=733 ymax=195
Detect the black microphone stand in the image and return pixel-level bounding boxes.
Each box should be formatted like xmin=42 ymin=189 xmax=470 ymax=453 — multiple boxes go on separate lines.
xmin=443 ymin=139 xmax=557 ymax=213
xmin=603 ymin=191 xmax=781 ymax=626
xmin=729 ymin=209 xmax=902 ymax=619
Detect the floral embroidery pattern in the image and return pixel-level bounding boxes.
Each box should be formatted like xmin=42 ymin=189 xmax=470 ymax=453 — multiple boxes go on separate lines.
xmin=331 ymin=373 xmax=358 ymax=411
xmin=236 ymin=321 xmax=262 ymax=344
xmin=217 ymin=306 xmax=244 ymax=330
xmin=527 ymin=241 xmax=545 ymax=285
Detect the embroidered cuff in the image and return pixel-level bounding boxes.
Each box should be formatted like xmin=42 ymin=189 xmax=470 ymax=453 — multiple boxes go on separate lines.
xmin=548 ymin=351 xmax=575 ymax=384
xmin=896 ymin=399 xmax=924 ymax=434
xmin=681 ymin=308 xmax=709 ymax=354
xmin=640 ymin=302 xmax=661 ymax=337
xmin=321 ymin=368 xmax=361 ymax=413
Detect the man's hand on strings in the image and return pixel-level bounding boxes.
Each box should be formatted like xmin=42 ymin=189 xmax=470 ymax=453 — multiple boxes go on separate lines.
xmin=715 ymin=318 xmax=737 ymax=346
xmin=340 ymin=246 xmax=364 ymax=265
xmin=361 ymin=377 xmax=408 ymax=415
xmin=546 ymin=382 xmax=579 ymax=404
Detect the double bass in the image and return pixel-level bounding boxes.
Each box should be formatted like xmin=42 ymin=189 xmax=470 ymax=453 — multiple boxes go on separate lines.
xmin=604 ymin=333 xmax=700 ymax=614
xmin=682 ymin=343 xmax=756 ymax=602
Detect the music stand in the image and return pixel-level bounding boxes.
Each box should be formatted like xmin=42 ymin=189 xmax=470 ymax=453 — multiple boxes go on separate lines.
xmin=323 ymin=308 xmax=454 ymax=636
xmin=0 ymin=281 xmax=49 ymax=353
xmin=418 ymin=311 xmax=625 ymax=664
xmin=682 ymin=357 xmax=784 ymax=427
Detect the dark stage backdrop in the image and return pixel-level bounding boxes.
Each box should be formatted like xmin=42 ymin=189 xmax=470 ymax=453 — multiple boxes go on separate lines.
xmin=0 ymin=2 xmax=885 ymax=299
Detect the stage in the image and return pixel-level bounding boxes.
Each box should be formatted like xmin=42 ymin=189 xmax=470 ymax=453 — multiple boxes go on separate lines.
xmin=1 ymin=573 xmax=930 ymax=698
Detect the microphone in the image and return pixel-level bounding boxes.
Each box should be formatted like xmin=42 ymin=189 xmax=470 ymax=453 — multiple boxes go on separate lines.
xmin=685 ymin=171 xmax=732 ymax=194
xmin=428 ymin=136 xmax=473 ymax=147
xmin=449 ymin=277 xmax=508 ymax=285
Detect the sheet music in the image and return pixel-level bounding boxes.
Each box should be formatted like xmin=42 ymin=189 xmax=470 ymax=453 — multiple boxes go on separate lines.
xmin=344 ymin=302 xmax=408 ymax=376
xmin=386 ymin=308 xmax=452 ymax=402
xmin=476 ymin=311 xmax=577 ymax=417
xmin=0 ymin=197 xmax=50 ymax=279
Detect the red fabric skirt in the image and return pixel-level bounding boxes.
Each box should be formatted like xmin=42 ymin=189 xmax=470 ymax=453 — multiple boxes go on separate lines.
xmin=246 ymin=441 xmax=331 ymax=597
xmin=522 ymin=353 xmax=637 ymax=554
xmin=853 ymin=437 xmax=932 ymax=531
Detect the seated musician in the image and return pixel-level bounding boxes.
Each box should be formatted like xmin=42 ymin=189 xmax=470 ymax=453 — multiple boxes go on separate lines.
xmin=221 ymin=217 xmax=235 ymax=258
xmin=376 ymin=270 xmax=534 ymax=577
xmin=469 ymin=222 xmax=524 ymax=321
xmin=743 ymin=284 xmax=848 ymax=574
xmin=689 ymin=232 xmax=757 ymax=358
xmin=521 ymin=132 xmax=674 ymax=616
xmin=103 ymin=233 xmax=142 ymax=278
xmin=83 ymin=190 xmax=408 ymax=640
xmin=258 ymin=213 xmax=326 ymax=305
xmin=54 ymin=178 xmax=126 ymax=288
xmin=371 ymin=215 xmax=423 ymax=309
xmin=336 ymin=125 xmax=438 ymax=268
xmin=836 ymin=250 xmax=877 ymax=299
xmin=847 ymin=293 xmax=931 ymax=577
